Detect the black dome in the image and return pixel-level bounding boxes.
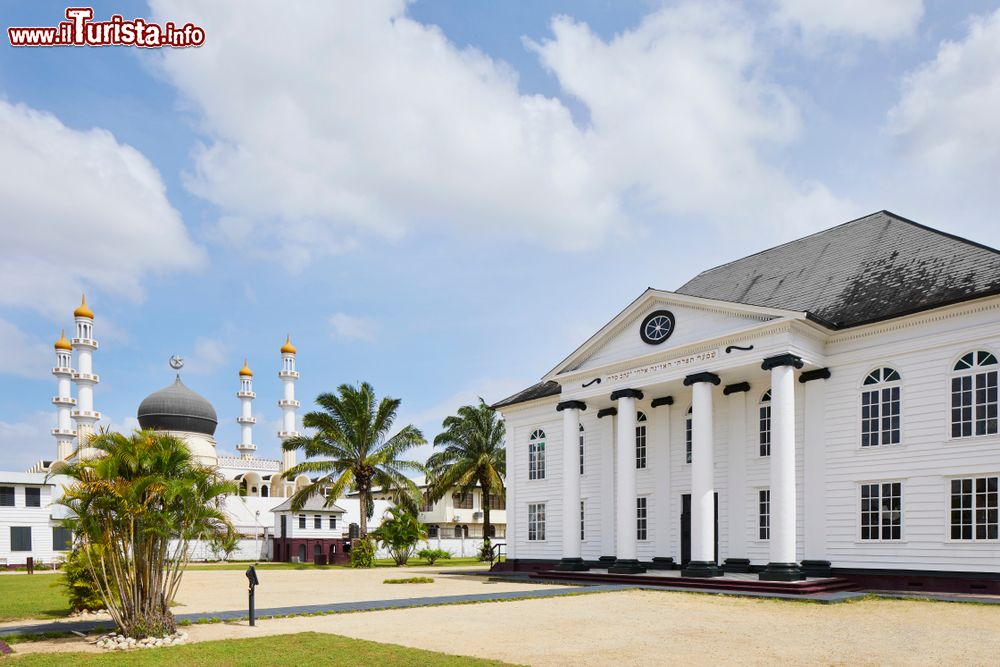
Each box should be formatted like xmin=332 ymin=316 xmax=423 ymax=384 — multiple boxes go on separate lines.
xmin=137 ymin=376 xmax=218 ymax=436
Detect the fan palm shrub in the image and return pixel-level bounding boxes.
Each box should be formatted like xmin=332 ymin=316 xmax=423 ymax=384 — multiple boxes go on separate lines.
xmin=280 ymin=382 xmax=426 ymax=537
xmin=426 ymin=399 xmax=505 ymax=549
xmin=53 ymin=430 xmax=235 ymax=638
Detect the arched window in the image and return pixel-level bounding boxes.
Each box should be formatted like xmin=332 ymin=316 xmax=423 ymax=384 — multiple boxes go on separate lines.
xmin=635 ymin=412 xmax=647 ymax=469
xmin=952 ymin=351 xmax=998 ymax=438
xmin=759 ymin=390 xmax=772 ymax=457
xmin=261 ymin=485 xmax=269 ymax=497
xmin=685 ymin=407 xmax=692 ymax=464
xmin=862 ymin=367 xmax=901 ymax=447
xmin=454 ymin=525 xmax=464 ymax=538
xmin=529 ymin=429 xmax=546 ymax=480
xmin=579 ymin=423 xmax=585 ymax=476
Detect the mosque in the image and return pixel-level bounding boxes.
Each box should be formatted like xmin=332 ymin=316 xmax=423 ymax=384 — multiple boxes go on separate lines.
xmin=28 ymin=296 xmax=312 ymax=498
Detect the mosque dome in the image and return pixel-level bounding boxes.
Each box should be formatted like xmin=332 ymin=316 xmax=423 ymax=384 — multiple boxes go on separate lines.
xmin=239 ymin=359 xmax=253 ymax=377
xmin=54 ymin=330 xmax=72 ymax=351
xmin=280 ymin=335 xmax=296 ymax=355
xmin=74 ymin=294 xmax=94 ymax=319
xmin=137 ymin=376 xmax=218 ymax=436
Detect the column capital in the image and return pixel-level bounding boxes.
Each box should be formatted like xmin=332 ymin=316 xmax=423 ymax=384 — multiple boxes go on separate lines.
xmin=650 ymin=396 xmax=674 ymax=408
xmin=799 ymin=368 xmax=831 ymax=383
xmin=609 ymin=388 xmax=644 ymax=401
xmin=683 ymin=372 xmax=720 ymax=386
xmin=556 ymin=400 xmax=587 ymax=412
xmin=597 ymin=407 xmax=618 ymax=419
xmin=722 ymin=381 xmax=751 ymax=396
xmin=761 ymin=353 xmax=804 ymax=370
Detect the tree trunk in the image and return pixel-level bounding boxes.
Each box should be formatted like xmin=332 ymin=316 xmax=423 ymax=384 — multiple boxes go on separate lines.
xmin=359 ymin=485 xmax=368 ymax=537
xmin=481 ymin=480 xmax=491 ymax=546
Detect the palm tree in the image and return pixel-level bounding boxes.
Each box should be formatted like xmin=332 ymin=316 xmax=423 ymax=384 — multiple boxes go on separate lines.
xmin=280 ymin=382 xmax=426 ymax=536
xmin=54 ymin=430 xmax=235 ymax=638
xmin=426 ymin=399 xmax=506 ymax=548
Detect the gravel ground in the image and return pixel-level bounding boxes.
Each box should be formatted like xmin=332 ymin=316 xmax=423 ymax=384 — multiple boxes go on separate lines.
xmin=11 ymin=588 xmax=1000 ymax=664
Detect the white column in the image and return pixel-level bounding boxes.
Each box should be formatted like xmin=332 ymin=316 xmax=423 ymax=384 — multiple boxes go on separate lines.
xmin=761 ymin=355 xmax=804 ymax=580
xmin=556 ymin=402 xmax=587 ymax=570
xmin=610 ymin=390 xmax=645 ymax=573
xmin=726 ymin=389 xmax=748 ymax=568
xmin=651 ymin=399 xmax=672 ymax=568
xmin=684 ymin=375 xmax=721 ymax=576
xmin=802 ymin=372 xmax=830 ymax=575
xmin=599 ymin=413 xmax=616 ymax=560
xmin=236 ymin=363 xmax=257 ymax=459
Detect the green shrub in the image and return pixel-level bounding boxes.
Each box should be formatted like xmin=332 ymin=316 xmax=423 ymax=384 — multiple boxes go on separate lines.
xmin=383 ymin=577 xmax=434 ymax=584
xmin=477 ymin=538 xmax=493 ymax=562
xmin=372 ymin=507 xmax=426 ymax=566
xmin=349 ymin=536 xmax=376 ymax=568
xmin=417 ymin=548 xmax=452 ymax=565
xmin=57 ymin=544 xmax=110 ymax=612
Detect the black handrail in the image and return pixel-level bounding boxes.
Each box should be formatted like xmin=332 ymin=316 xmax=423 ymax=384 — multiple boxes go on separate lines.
xmin=489 ymin=542 xmax=506 ymax=569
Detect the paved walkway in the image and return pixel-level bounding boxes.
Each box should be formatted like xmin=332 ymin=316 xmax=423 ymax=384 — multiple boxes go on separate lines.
xmin=0 ymin=584 xmax=630 ymax=638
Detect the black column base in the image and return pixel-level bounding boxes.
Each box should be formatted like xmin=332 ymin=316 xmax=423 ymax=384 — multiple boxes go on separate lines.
xmin=800 ymin=560 xmax=833 ymax=577
xmin=597 ymin=555 xmax=616 ymax=569
xmin=608 ymin=558 xmax=646 ymax=574
xmin=649 ymin=557 xmax=675 ymax=570
xmin=722 ymin=558 xmax=752 ymax=573
xmin=759 ymin=562 xmax=806 ymax=581
xmin=554 ymin=557 xmax=590 ymax=572
xmin=681 ymin=560 xmax=723 ymax=578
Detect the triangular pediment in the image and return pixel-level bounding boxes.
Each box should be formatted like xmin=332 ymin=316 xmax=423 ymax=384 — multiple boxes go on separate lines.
xmin=545 ymin=289 xmax=806 ymax=379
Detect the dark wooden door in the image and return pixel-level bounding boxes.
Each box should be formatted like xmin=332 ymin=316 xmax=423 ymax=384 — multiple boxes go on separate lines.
xmin=680 ymin=493 xmax=718 ymax=565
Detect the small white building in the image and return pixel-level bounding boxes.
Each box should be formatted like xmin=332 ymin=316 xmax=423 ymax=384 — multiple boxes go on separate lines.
xmin=271 ymin=495 xmax=349 ymax=564
xmin=494 ymin=211 xmax=1000 ymax=594
xmin=0 ymin=473 xmax=71 ymax=567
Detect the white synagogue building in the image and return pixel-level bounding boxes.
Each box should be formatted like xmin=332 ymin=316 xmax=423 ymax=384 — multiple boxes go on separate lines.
xmin=494 ymin=211 xmax=1000 ymax=594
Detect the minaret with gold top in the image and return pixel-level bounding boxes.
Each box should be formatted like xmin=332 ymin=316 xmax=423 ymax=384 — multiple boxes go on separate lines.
xmin=236 ymin=359 xmax=257 ymax=459
xmin=277 ymin=336 xmax=300 ymax=474
xmin=51 ymin=330 xmax=77 ymax=460
xmin=70 ymin=295 xmax=101 ymax=456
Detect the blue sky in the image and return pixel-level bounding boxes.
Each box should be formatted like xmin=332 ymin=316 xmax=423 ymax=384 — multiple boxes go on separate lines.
xmin=2 ymin=1 xmax=1000 ymax=471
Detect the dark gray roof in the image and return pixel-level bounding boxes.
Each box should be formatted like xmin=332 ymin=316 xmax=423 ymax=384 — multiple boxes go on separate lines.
xmin=492 ymin=381 xmax=561 ymax=409
xmin=137 ymin=376 xmax=218 ymax=436
xmin=677 ymin=211 xmax=1000 ymax=329
xmin=272 ymin=494 xmax=346 ymax=513
xmin=494 ymin=211 xmax=1000 ymax=409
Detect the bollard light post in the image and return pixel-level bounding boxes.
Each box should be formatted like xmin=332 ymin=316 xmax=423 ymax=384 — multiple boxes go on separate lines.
xmin=246 ymin=564 xmax=260 ymax=626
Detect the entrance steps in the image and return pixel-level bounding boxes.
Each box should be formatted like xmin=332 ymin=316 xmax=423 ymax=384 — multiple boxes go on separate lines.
xmin=531 ymin=570 xmax=861 ymax=596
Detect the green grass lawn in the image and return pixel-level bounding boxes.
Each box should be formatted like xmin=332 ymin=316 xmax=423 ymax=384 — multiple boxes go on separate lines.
xmin=185 ymin=557 xmax=485 ymax=571
xmin=1 ymin=632 xmax=517 ymax=666
xmin=0 ymin=575 xmax=69 ymax=622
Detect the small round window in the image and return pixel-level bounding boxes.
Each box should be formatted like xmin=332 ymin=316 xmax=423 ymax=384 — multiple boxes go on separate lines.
xmin=640 ymin=310 xmax=676 ymax=345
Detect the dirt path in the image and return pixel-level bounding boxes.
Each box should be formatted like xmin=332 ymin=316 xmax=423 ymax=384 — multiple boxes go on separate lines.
xmin=11 ymin=589 xmax=1000 ymax=665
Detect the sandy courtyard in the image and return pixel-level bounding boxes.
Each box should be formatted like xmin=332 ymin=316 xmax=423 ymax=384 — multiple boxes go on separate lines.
xmin=12 ymin=588 xmax=1000 ymax=665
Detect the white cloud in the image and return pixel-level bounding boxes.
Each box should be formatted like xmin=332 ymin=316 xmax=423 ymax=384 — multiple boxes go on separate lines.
xmin=771 ymin=0 xmax=924 ymax=43
xmin=329 ymin=313 xmax=377 ymax=342
xmin=0 ymin=319 xmax=53 ymax=379
xmin=0 ymin=101 xmax=204 ymax=318
xmin=888 ymin=9 xmax=1000 ymax=180
xmin=0 ymin=411 xmax=56 ymax=471
xmin=182 ymin=336 xmax=229 ymax=374
xmin=151 ymin=0 xmax=849 ymax=258
xmin=529 ymin=3 xmax=854 ymax=234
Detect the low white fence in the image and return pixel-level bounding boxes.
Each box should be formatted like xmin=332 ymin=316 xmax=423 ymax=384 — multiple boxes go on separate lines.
xmin=179 ymin=538 xmax=272 ymax=563
xmin=374 ymin=538 xmax=502 ymax=561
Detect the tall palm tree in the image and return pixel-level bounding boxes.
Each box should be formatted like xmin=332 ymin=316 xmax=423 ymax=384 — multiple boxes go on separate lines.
xmin=54 ymin=430 xmax=235 ymax=638
xmin=280 ymin=382 xmax=426 ymax=536
xmin=426 ymin=399 xmax=506 ymax=546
